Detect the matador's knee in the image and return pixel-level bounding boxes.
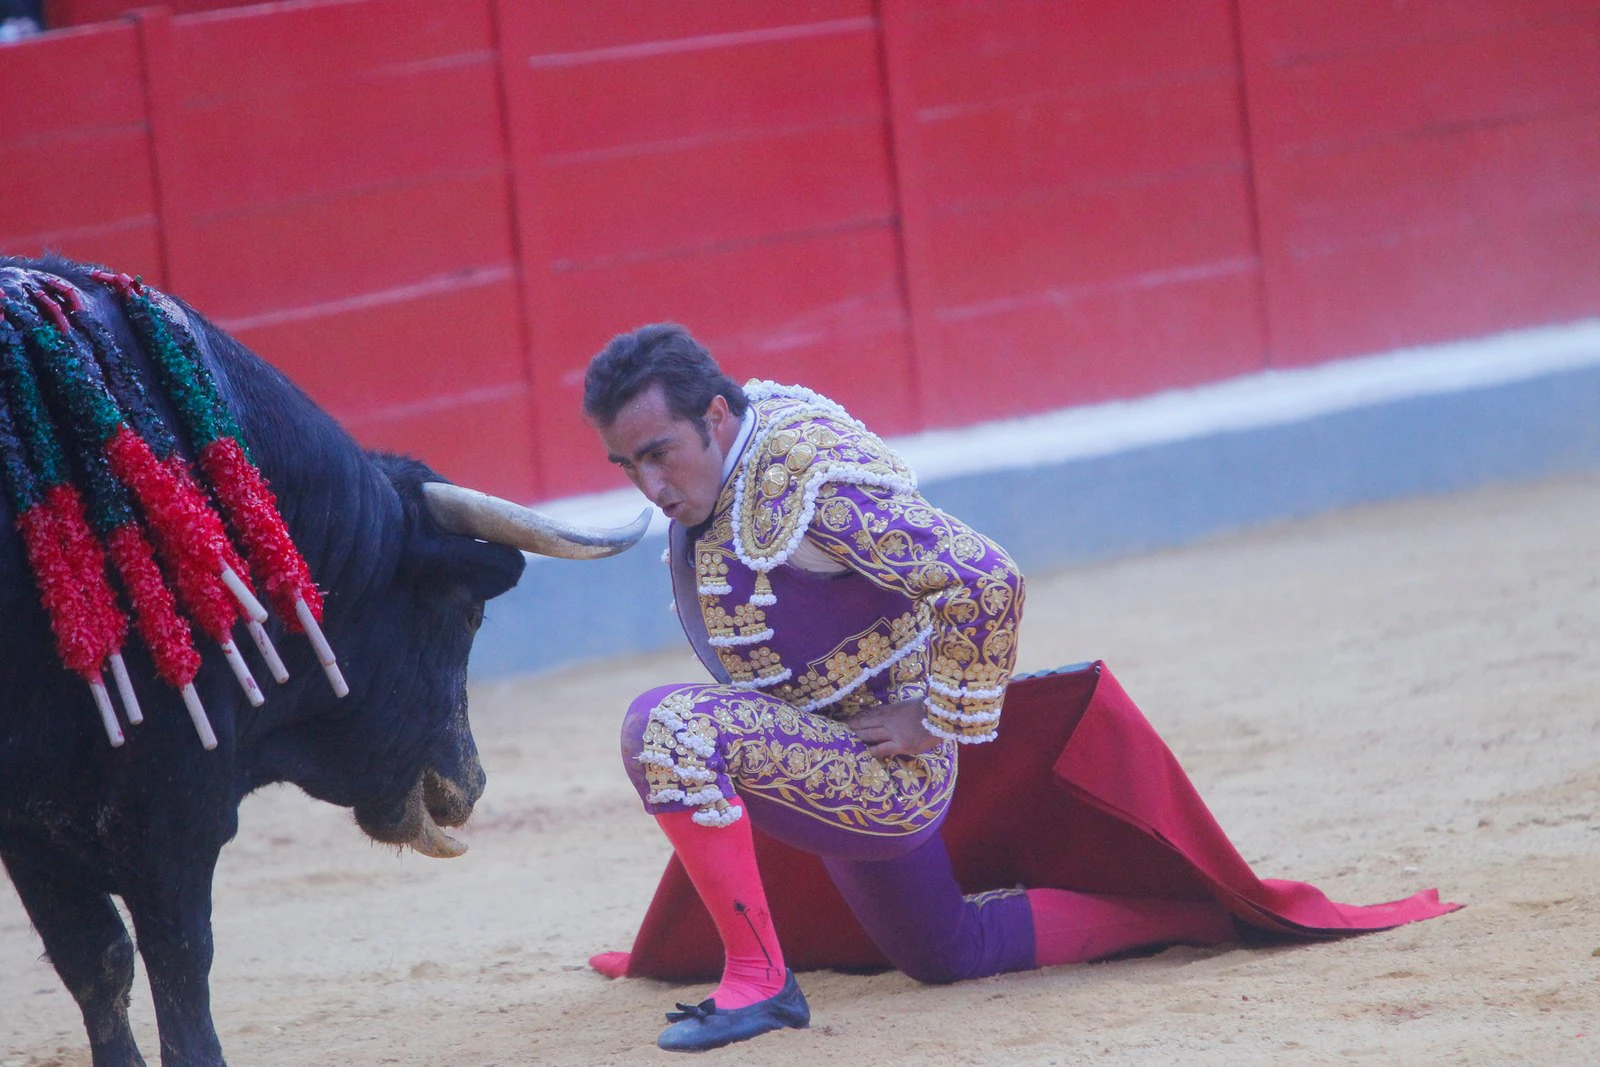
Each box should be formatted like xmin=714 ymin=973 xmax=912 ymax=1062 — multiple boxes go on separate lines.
xmin=620 ymin=685 xmax=681 ymax=803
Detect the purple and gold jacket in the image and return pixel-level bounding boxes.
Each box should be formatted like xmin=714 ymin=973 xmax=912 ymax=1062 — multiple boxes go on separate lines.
xmin=667 ymin=382 xmax=1024 ymax=743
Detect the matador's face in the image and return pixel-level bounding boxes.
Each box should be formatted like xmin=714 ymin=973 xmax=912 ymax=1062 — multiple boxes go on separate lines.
xmin=599 ymin=383 xmax=734 ymax=527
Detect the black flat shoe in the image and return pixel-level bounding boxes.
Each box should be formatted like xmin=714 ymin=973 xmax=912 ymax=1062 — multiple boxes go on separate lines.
xmin=656 ymin=969 xmax=810 ymax=1052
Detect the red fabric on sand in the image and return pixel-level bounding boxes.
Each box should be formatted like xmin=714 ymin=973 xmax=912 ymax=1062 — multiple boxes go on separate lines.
xmin=605 ymin=662 xmax=1461 ymax=981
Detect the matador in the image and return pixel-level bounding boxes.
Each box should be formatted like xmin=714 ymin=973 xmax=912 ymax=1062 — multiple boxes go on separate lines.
xmin=580 ymin=324 xmax=1456 ymax=1052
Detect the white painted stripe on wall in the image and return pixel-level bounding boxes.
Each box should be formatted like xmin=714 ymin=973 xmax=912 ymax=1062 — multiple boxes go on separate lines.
xmin=527 ymin=318 xmax=1600 ymax=540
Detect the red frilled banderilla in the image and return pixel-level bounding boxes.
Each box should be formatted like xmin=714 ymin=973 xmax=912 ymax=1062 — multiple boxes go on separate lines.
xmin=0 ymin=267 xmax=346 ymax=749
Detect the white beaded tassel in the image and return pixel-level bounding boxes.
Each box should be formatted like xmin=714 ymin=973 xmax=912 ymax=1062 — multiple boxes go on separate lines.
xmin=294 ymin=596 xmax=348 ymax=697
xmin=180 ymin=683 xmax=218 ymax=749
xmin=87 ymin=672 xmax=124 ymax=747
xmin=107 ymin=652 xmax=143 ymax=725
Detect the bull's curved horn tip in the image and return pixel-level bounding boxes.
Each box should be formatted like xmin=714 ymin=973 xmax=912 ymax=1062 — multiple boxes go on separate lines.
xmin=610 ymin=507 xmax=654 ymax=546
xmin=420 ymin=482 xmax=654 ymax=560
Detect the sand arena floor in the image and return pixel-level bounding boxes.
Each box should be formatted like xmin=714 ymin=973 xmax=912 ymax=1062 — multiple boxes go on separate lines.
xmin=3 ymin=473 xmax=1598 ymax=1065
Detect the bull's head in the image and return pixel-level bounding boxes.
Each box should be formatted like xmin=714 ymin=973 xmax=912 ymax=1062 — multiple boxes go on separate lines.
xmin=264 ymin=454 xmax=648 ymax=860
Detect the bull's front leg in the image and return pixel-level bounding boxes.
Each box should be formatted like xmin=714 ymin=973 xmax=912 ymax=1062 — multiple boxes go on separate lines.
xmin=121 ymin=858 xmax=227 ymax=1066
xmin=0 ymin=846 xmax=147 ymax=1067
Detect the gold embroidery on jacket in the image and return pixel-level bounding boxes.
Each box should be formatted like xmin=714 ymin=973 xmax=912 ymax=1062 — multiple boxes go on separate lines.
xmin=758 ymin=609 xmax=926 ymax=715
xmin=801 ymin=482 xmax=1024 ymax=740
xmin=685 ymin=385 xmax=1023 ymax=738
xmin=732 ymin=395 xmax=915 ymax=569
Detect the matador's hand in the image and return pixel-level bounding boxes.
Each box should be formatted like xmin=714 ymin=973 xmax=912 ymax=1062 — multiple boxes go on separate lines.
xmin=846 ymin=699 xmax=942 ymax=759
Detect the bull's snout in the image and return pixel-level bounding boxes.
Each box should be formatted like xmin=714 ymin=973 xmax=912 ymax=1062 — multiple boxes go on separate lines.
xmin=352 ymin=710 xmax=485 ymax=858
xmin=354 ymin=758 xmax=484 ymax=860
xmin=426 ymin=717 xmax=485 ymax=821
xmin=423 ymin=763 xmax=483 ymax=829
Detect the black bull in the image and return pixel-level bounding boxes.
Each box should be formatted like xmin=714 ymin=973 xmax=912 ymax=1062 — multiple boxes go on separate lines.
xmin=0 ymin=257 xmax=646 ymax=1066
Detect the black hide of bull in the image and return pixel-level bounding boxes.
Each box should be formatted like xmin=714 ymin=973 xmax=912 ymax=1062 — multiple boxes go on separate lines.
xmin=0 ymin=258 xmax=527 ymax=1066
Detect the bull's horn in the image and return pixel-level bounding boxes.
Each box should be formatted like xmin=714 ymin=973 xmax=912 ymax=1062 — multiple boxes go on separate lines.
xmin=421 ymin=482 xmax=650 ymax=560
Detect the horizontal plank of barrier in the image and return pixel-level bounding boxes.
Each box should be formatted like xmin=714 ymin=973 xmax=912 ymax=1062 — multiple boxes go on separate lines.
xmin=526 ymin=226 xmax=917 ymax=497
xmin=882 ymin=0 xmax=1269 ymax=425
xmin=501 ymin=0 xmax=907 ymax=497
xmin=42 ymin=0 xmax=246 ymax=26
xmin=0 ymin=19 xmax=165 ymax=281
xmin=1241 ymin=0 xmax=1600 ymax=366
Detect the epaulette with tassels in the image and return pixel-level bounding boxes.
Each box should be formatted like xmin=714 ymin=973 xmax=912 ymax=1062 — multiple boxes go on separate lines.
xmin=0 ymin=267 xmax=346 ymax=750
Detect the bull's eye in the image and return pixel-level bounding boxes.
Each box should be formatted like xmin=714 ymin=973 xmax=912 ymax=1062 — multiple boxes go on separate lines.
xmin=466 ymin=603 xmax=485 ymax=634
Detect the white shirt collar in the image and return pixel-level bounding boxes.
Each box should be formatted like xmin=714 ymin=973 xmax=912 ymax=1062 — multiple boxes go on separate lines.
xmin=719 ymin=406 xmax=756 ymax=486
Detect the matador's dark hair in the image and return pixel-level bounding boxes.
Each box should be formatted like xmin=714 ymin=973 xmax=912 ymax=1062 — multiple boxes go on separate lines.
xmin=582 ymin=323 xmax=747 ymax=443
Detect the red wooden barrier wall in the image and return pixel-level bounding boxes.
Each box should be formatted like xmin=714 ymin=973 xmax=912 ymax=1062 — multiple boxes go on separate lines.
xmin=4 ymin=0 xmax=1600 ymax=501
xmin=882 ymin=0 xmax=1267 ymax=426
xmin=145 ymin=1 xmax=536 ymax=500
xmin=44 ymin=0 xmax=244 ymax=23
xmin=499 ymin=0 xmax=914 ymax=496
xmin=1239 ymin=0 xmax=1600 ymax=366
xmin=0 ymin=19 xmax=164 ymax=281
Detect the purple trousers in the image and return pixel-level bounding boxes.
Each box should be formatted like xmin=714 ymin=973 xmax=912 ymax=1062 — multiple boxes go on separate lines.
xmin=622 ymin=684 xmax=1036 ymax=982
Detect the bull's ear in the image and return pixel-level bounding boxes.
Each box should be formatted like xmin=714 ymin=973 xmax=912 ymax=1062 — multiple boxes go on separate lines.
xmin=402 ymin=531 xmax=527 ymax=602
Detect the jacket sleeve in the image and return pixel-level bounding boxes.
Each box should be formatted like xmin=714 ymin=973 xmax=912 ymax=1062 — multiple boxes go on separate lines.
xmin=801 ymin=480 xmax=1024 ymax=743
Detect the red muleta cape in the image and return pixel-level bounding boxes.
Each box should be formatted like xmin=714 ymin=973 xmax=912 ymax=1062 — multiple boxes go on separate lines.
xmin=606 ymin=661 xmax=1460 ymax=980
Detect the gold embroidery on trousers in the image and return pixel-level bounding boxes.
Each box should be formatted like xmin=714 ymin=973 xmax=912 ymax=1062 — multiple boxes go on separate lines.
xmin=637 ymin=685 xmax=956 ymax=836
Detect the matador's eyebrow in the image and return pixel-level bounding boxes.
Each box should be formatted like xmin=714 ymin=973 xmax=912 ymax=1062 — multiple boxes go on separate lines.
xmin=609 ymin=434 xmax=674 ymax=466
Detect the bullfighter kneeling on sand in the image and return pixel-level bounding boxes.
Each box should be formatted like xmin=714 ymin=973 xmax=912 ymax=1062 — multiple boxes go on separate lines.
xmin=578 ymin=323 xmax=1458 ymax=1053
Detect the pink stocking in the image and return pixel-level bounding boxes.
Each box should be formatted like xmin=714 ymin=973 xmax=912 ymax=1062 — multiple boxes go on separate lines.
xmin=1027 ymin=888 xmax=1234 ymax=967
xmin=655 ymin=808 xmax=787 ymax=1008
